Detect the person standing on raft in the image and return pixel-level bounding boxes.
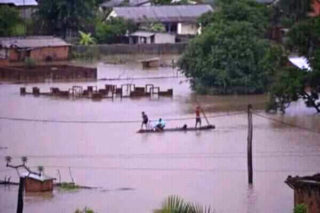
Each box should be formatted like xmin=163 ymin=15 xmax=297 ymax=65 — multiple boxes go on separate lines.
xmin=141 ymin=112 xmax=149 ymax=129
xmin=195 ymin=106 xmax=202 ymax=128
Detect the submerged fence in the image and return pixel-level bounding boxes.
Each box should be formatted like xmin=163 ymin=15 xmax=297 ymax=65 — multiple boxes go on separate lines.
xmin=72 ymin=43 xmax=188 ymax=57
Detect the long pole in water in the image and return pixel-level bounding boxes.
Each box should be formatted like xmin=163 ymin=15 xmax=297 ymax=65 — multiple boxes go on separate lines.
xmin=16 ymin=177 xmax=25 ymax=213
xmin=247 ymin=104 xmax=253 ymax=184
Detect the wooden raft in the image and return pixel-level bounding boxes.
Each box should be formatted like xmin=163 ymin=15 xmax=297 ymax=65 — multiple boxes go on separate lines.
xmin=137 ymin=125 xmax=215 ymax=134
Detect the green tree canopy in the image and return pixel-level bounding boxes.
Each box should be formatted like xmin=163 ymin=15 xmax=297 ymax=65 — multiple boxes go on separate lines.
xmin=95 ymin=17 xmax=137 ymax=44
xmin=0 ymin=5 xmax=25 ymax=36
xmin=277 ymin=0 xmax=311 ymax=22
xmin=36 ymin=0 xmax=98 ymax=37
xmin=179 ymin=0 xmax=282 ymax=94
xmin=268 ymin=17 xmax=320 ymax=113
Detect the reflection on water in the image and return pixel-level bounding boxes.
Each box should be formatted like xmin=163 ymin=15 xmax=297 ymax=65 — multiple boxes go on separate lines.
xmin=0 ymin=63 xmax=320 ymax=213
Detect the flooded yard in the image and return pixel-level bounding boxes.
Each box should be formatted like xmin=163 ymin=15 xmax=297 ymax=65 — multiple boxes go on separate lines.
xmin=0 ymin=62 xmax=320 ymax=213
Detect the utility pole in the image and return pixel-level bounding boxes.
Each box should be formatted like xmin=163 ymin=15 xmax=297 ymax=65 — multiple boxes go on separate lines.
xmin=5 ymin=156 xmax=41 ymax=213
xmin=247 ymin=104 xmax=253 ymax=184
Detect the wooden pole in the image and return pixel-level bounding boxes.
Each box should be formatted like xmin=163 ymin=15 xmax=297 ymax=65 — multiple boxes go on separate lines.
xmin=247 ymin=104 xmax=253 ymax=184
xmin=16 ymin=177 xmax=25 ymax=213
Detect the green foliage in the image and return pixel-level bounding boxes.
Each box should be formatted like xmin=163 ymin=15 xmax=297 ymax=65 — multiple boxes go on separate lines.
xmin=36 ymin=0 xmax=98 ymax=37
xmin=139 ymin=21 xmax=166 ymax=32
xmin=278 ymin=0 xmax=311 ymax=22
xmin=79 ymin=31 xmax=96 ymax=45
xmin=24 ymin=58 xmax=36 ymax=69
xmin=269 ymin=16 xmax=320 ymax=113
xmin=95 ymin=17 xmax=137 ymax=44
xmin=180 ymin=0 xmax=279 ymax=94
xmin=294 ymin=204 xmax=307 ymax=213
xmin=286 ymin=17 xmax=320 ymax=58
xmin=199 ymin=0 xmax=270 ymax=36
xmin=156 ymin=195 xmax=213 ymax=213
xmin=74 ymin=207 xmax=95 ymax=213
xmin=0 ymin=6 xmax=25 ymax=36
xmin=150 ymin=0 xmax=172 ymax=5
xmin=59 ymin=182 xmax=80 ymax=191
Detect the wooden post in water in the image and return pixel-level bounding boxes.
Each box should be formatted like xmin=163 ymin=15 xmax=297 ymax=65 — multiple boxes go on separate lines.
xmin=247 ymin=104 xmax=253 ymax=184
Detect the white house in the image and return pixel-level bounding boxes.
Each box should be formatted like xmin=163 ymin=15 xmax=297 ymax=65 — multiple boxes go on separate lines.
xmin=108 ymin=4 xmax=213 ymax=36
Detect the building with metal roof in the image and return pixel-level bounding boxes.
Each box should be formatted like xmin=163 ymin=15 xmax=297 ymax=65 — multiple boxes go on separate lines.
xmin=286 ymin=174 xmax=320 ymax=213
xmin=0 ymin=36 xmax=71 ymax=62
xmin=108 ymin=4 xmax=213 ymax=36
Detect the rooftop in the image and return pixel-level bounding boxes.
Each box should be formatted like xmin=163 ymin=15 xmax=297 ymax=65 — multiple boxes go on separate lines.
xmin=0 ymin=0 xmax=38 ymax=6
xmin=21 ymin=172 xmax=55 ymax=182
xmin=286 ymin=173 xmax=320 ymax=189
xmin=0 ymin=36 xmax=71 ymax=49
xmin=101 ymin=0 xmax=150 ymax=8
xmin=112 ymin=4 xmax=213 ymax=23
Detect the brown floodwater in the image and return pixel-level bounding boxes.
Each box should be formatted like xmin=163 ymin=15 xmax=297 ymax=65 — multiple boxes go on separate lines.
xmin=0 ymin=62 xmax=320 ymax=213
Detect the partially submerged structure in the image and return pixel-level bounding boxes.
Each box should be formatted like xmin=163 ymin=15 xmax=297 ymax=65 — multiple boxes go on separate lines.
xmin=286 ymin=174 xmax=320 ymax=213
xmin=22 ymin=172 xmax=55 ymax=192
xmin=108 ymin=5 xmax=213 ymax=36
xmin=128 ymin=31 xmax=176 ymax=44
xmin=0 ymin=36 xmax=71 ymax=62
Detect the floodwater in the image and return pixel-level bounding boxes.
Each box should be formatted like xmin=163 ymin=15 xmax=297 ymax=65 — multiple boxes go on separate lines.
xmin=0 ymin=62 xmax=320 ymax=213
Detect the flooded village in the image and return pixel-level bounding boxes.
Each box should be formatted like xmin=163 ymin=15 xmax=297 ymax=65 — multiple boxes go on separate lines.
xmin=1 ymin=0 xmax=320 ymax=213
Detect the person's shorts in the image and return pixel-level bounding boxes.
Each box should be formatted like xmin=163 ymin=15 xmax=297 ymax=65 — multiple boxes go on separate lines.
xmin=143 ymin=120 xmax=148 ymax=124
xmin=196 ymin=118 xmax=201 ymax=123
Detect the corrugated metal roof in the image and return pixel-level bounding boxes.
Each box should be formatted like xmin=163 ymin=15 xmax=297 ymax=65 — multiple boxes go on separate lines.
xmin=21 ymin=172 xmax=55 ymax=182
xmin=289 ymin=56 xmax=311 ymax=71
xmin=0 ymin=0 xmax=38 ymax=6
xmin=0 ymin=36 xmax=70 ymax=49
xmin=113 ymin=4 xmax=213 ymax=23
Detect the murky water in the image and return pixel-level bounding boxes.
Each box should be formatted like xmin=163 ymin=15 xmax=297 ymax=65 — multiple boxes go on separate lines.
xmin=0 ymin=62 xmax=320 ymax=213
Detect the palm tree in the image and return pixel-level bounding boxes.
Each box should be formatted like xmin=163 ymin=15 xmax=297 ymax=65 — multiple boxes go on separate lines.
xmin=155 ymin=195 xmax=214 ymax=213
xmin=79 ymin=31 xmax=96 ymax=45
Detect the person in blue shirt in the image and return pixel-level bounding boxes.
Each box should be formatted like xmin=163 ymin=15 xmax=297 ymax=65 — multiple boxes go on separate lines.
xmin=154 ymin=118 xmax=166 ymax=131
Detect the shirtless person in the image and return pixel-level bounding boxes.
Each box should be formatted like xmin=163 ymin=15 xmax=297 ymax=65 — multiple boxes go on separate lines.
xmin=195 ymin=106 xmax=201 ymax=128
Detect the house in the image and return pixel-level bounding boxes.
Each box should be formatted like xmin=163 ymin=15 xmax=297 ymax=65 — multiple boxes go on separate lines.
xmin=286 ymin=174 xmax=320 ymax=213
xmin=0 ymin=0 xmax=38 ymax=19
xmin=128 ymin=31 xmax=176 ymax=44
xmin=108 ymin=5 xmax=213 ymax=36
xmin=100 ymin=0 xmax=150 ymax=10
xmin=0 ymin=36 xmax=71 ymax=62
xmin=22 ymin=172 xmax=55 ymax=192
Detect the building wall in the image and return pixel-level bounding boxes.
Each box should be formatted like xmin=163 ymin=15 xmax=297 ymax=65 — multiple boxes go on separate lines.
xmin=294 ymin=188 xmax=320 ymax=213
xmin=177 ymin=23 xmax=198 ymax=35
xmin=8 ymin=46 xmax=69 ymax=62
xmin=154 ymin=33 xmax=175 ymax=44
xmin=25 ymin=178 xmax=53 ymax=192
xmin=30 ymin=46 xmax=69 ymax=61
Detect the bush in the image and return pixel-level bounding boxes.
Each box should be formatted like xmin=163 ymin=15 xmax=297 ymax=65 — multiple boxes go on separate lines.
xmin=294 ymin=204 xmax=307 ymax=213
xmin=24 ymin=57 xmax=36 ymax=69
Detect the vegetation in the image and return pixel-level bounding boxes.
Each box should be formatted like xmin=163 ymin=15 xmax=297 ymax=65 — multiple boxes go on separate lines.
xmin=95 ymin=17 xmax=137 ymax=43
xmin=74 ymin=207 xmax=95 ymax=213
xmin=79 ymin=31 xmax=96 ymax=45
xmin=24 ymin=58 xmax=36 ymax=69
xmin=179 ymin=0 xmax=282 ymax=94
xmin=0 ymin=6 xmax=25 ymax=36
xmin=294 ymin=204 xmax=307 ymax=213
xmin=268 ymin=16 xmax=320 ymax=113
xmin=155 ymin=195 xmax=214 ymax=213
xmin=58 ymin=182 xmax=80 ymax=191
xmin=36 ymin=0 xmax=98 ymax=37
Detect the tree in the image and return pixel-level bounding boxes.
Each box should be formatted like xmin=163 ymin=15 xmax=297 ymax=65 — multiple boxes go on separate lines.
xmin=179 ymin=0 xmax=282 ymax=94
xmin=95 ymin=17 xmax=137 ymax=44
xmin=156 ymin=195 xmax=213 ymax=213
xmin=36 ymin=0 xmax=98 ymax=37
xmin=277 ymin=0 xmax=312 ymax=22
xmin=294 ymin=204 xmax=307 ymax=213
xmin=79 ymin=31 xmax=96 ymax=45
xmin=268 ymin=17 xmax=320 ymax=113
xmin=0 ymin=5 xmax=25 ymax=36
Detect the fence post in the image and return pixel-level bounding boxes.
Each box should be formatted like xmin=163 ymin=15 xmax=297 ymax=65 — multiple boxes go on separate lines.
xmin=247 ymin=104 xmax=253 ymax=184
